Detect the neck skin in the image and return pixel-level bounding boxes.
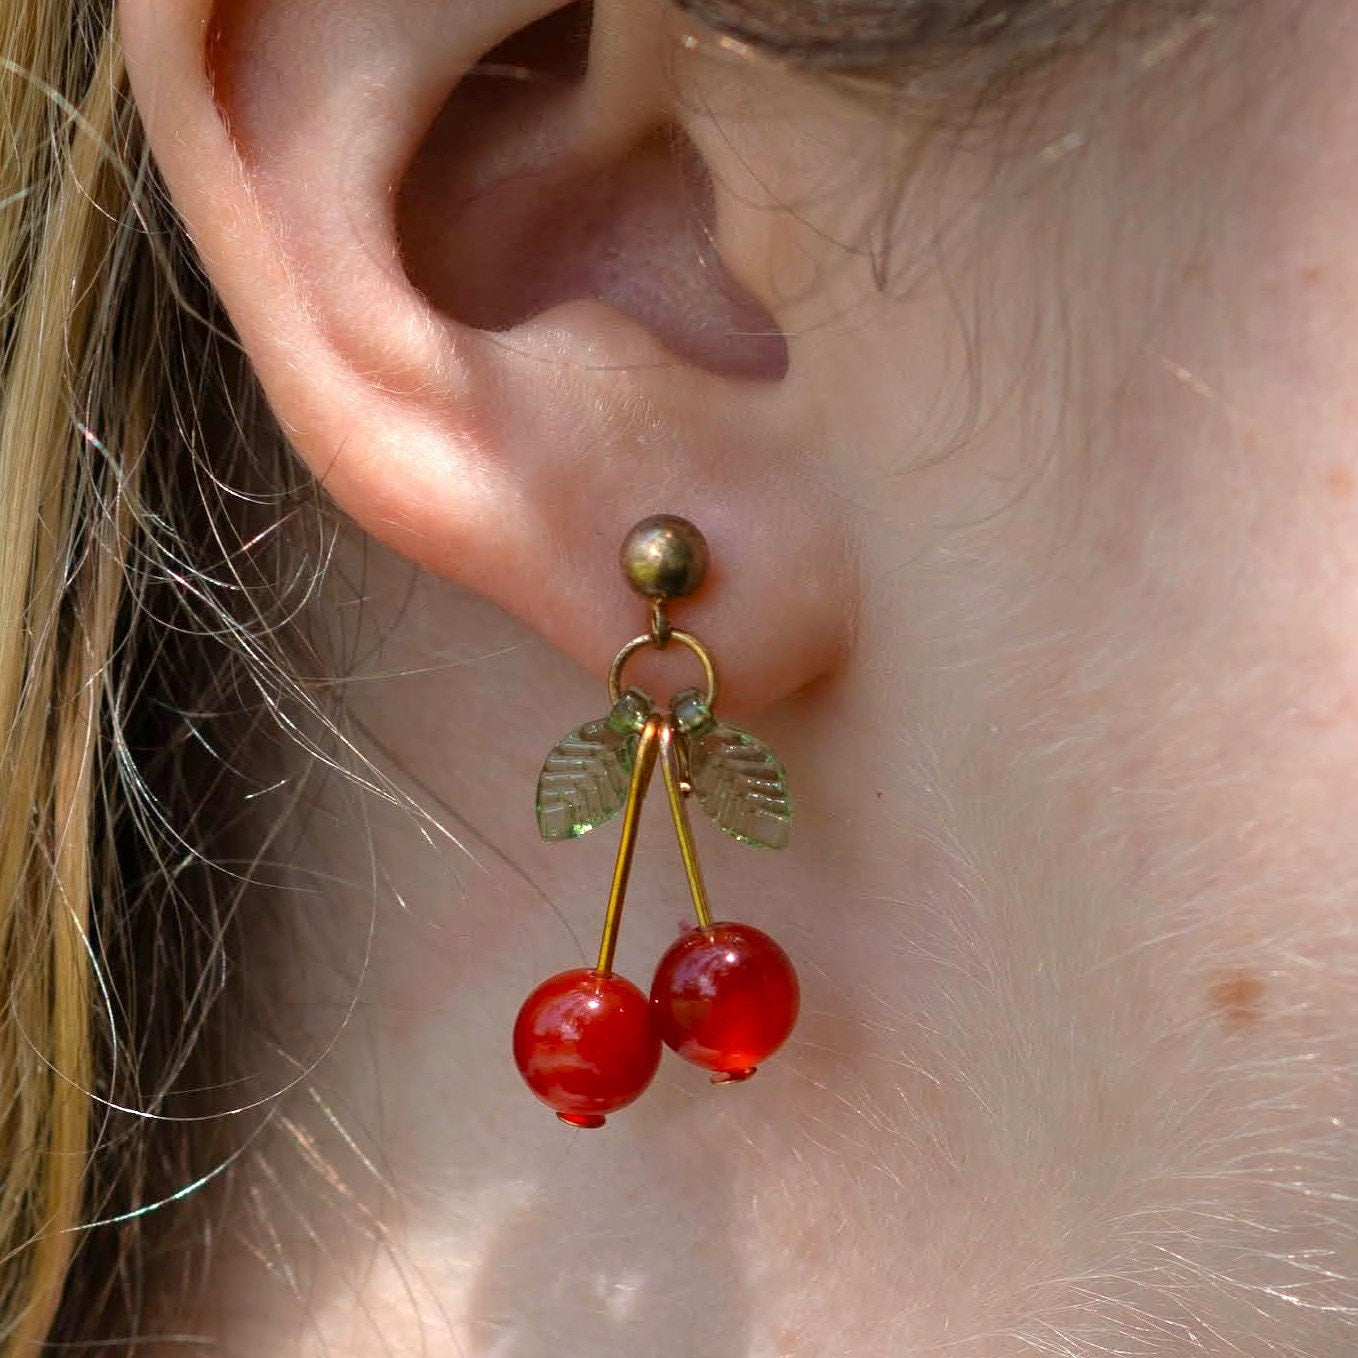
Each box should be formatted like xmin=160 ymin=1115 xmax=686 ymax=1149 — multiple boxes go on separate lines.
xmin=175 ymin=7 xmax=1358 ymax=1355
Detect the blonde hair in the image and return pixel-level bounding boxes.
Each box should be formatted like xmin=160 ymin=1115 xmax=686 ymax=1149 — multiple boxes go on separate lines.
xmin=0 ymin=2 xmax=320 ymax=1349
xmin=0 ymin=5 xmax=130 ymax=1344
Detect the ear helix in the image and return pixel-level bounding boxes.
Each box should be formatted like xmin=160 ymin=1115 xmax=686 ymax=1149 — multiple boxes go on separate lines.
xmin=512 ymin=515 xmax=799 ymax=1128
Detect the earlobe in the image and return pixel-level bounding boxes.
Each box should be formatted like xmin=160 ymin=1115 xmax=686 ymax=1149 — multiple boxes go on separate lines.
xmin=118 ymin=0 xmax=856 ymax=709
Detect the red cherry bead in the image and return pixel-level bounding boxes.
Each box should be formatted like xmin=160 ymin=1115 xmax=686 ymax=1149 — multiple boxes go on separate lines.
xmin=650 ymin=922 xmax=799 ymax=1082
xmin=513 ymin=968 xmax=661 ymax=1127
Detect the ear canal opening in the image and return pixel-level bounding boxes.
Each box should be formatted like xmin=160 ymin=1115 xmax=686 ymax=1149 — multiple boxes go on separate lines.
xmin=395 ymin=2 xmax=789 ymax=383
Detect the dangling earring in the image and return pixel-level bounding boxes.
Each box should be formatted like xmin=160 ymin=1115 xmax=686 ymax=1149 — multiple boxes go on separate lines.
xmin=513 ymin=515 xmax=799 ymax=1128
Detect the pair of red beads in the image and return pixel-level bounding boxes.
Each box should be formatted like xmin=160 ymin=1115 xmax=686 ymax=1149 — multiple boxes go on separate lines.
xmin=513 ymin=921 xmax=799 ymax=1128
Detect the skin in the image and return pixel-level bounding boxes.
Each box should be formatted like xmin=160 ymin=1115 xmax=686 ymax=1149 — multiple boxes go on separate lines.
xmin=115 ymin=0 xmax=1358 ymax=1352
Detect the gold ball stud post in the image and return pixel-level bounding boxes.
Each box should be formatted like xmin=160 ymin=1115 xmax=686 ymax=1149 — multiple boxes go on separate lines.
xmin=619 ymin=515 xmax=709 ymax=601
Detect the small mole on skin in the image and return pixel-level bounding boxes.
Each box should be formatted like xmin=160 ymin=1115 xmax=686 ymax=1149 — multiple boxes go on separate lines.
xmin=1208 ymin=970 xmax=1266 ymax=1027
xmin=1326 ymin=464 xmax=1356 ymax=500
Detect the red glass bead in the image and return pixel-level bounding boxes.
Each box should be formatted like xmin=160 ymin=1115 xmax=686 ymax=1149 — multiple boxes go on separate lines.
xmin=513 ymin=968 xmax=661 ymax=1127
xmin=650 ymin=922 xmax=799 ymax=1081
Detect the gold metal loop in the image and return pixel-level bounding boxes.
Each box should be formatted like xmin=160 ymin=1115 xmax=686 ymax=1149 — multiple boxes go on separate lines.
xmin=649 ymin=597 xmax=672 ymax=647
xmin=608 ymin=629 xmax=718 ymax=709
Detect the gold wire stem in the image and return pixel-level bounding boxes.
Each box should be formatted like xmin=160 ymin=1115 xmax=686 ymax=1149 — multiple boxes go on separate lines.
xmin=659 ymin=719 xmax=715 ymax=931
xmin=596 ymin=715 xmax=664 ymax=976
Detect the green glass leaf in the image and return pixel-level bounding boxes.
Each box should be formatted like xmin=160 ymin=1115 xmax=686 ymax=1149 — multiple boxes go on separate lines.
xmin=535 ymin=690 xmax=651 ymax=841
xmin=688 ymin=722 xmax=793 ymax=850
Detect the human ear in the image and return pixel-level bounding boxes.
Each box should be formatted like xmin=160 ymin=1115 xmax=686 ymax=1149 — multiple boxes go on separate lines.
xmin=116 ymin=0 xmax=856 ymax=708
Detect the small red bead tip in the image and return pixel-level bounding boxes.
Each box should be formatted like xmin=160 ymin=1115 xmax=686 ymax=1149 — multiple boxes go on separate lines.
xmin=650 ymin=922 xmax=799 ymax=1078
xmin=513 ymin=968 xmax=661 ymax=1126
xmin=557 ymin=1111 xmax=608 ymax=1129
xmin=711 ymin=1068 xmax=757 ymax=1085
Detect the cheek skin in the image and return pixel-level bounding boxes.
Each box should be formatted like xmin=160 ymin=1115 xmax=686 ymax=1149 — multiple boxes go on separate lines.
xmin=673 ymin=7 xmax=1358 ymax=1352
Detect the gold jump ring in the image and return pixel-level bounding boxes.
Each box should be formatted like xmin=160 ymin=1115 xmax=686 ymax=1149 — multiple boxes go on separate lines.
xmin=608 ymin=630 xmax=718 ymax=709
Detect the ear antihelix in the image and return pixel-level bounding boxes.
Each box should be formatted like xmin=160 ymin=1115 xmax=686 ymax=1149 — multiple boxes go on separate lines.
xmin=513 ymin=517 xmax=799 ymax=1128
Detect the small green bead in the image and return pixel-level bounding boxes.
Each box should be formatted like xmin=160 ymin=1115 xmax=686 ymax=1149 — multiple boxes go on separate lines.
xmin=671 ymin=687 xmax=715 ymax=736
xmin=607 ymin=688 xmax=653 ymax=735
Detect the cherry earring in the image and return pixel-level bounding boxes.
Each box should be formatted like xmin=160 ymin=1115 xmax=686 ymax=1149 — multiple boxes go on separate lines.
xmin=512 ymin=515 xmax=800 ymax=1127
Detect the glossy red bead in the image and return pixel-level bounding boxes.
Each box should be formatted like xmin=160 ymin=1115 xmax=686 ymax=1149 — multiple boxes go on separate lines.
xmin=513 ymin=968 xmax=661 ymax=1127
xmin=650 ymin=922 xmax=799 ymax=1081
